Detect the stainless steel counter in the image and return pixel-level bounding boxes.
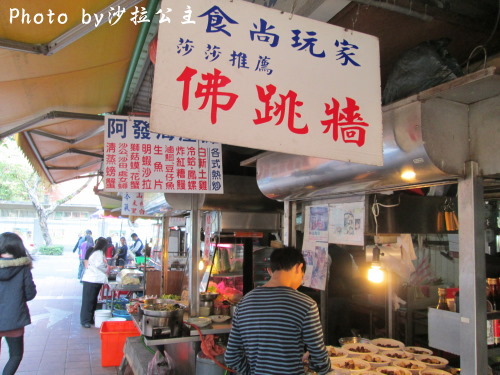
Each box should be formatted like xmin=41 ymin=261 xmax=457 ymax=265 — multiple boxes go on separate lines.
xmin=129 ymin=313 xmax=232 ymax=374
xmin=143 ymin=321 xmax=232 ymax=345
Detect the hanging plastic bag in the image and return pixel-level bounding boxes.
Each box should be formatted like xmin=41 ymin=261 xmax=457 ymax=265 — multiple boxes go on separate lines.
xmin=382 ymin=38 xmax=463 ymax=105
xmin=147 ymin=349 xmax=174 ymax=375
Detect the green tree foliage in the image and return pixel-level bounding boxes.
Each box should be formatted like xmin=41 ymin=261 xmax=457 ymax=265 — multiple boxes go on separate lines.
xmin=0 ymin=136 xmax=94 ymax=245
xmin=0 ymin=137 xmax=33 ymax=201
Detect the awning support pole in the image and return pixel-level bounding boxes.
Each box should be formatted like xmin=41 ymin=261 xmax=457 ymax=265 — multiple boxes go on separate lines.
xmin=188 ymin=195 xmax=201 ymax=317
xmin=458 ymin=161 xmax=487 ymax=374
xmin=116 ymin=0 xmax=160 ymax=114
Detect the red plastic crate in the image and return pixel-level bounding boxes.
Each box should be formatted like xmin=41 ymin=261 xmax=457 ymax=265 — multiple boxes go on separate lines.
xmin=99 ymin=320 xmax=141 ymax=367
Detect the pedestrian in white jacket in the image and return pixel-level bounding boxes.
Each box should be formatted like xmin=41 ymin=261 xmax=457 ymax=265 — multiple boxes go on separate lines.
xmin=80 ymin=237 xmax=108 ymax=328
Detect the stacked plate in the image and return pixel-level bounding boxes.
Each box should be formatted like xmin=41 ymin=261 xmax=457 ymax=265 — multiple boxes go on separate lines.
xmin=332 ymin=337 xmax=454 ymax=374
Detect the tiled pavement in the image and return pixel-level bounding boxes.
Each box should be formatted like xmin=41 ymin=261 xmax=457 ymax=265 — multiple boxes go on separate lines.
xmin=0 ymin=251 xmax=117 ymax=375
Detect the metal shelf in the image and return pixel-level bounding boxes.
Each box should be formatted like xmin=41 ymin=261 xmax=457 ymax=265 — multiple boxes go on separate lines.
xmin=211 ymin=273 xmax=242 ymax=277
xmin=488 ymin=311 xmax=500 ymax=320
xmin=143 ymin=322 xmax=232 ymax=346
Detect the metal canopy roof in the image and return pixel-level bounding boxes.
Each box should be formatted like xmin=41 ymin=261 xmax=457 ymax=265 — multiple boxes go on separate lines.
xmin=0 ymin=0 xmax=149 ymax=183
xmin=0 ymin=0 xmax=499 ymax=186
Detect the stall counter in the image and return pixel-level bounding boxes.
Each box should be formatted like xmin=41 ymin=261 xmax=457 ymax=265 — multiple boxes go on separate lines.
xmin=124 ymin=313 xmax=232 ymax=374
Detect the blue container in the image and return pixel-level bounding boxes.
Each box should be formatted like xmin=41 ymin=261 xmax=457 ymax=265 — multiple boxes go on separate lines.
xmin=112 ymin=309 xmax=132 ymax=321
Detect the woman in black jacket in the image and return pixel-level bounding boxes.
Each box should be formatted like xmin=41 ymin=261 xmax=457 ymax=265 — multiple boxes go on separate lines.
xmin=0 ymin=232 xmax=37 ymax=375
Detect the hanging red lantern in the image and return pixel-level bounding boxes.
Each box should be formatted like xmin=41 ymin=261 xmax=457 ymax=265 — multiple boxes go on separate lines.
xmin=149 ymin=35 xmax=158 ymax=65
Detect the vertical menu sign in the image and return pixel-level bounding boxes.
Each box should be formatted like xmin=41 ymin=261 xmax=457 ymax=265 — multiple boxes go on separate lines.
xmin=121 ymin=192 xmax=148 ymax=216
xmin=103 ymin=115 xmax=223 ymax=193
xmin=150 ymin=0 xmax=382 ymax=166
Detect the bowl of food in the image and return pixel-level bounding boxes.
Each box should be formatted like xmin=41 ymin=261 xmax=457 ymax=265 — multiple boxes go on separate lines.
xmin=371 ymin=338 xmax=405 ymax=351
xmin=402 ymin=347 xmax=433 ymax=356
xmin=414 ymin=355 xmax=448 ymax=369
xmin=383 ymin=350 xmax=414 ymax=361
xmin=339 ymin=337 xmax=372 ymax=346
xmin=418 ymin=369 xmax=453 ymax=375
xmin=342 ymin=343 xmax=379 ymax=357
xmin=375 ymin=365 xmax=412 ymax=375
xmin=209 ymin=315 xmax=231 ymax=323
xmin=330 ymin=357 xmax=371 ymax=374
xmin=392 ymin=359 xmax=427 ymax=375
xmin=142 ymin=303 xmax=186 ymax=318
xmin=359 ymin=353 xmax=392 ymax=368
xmin=326 ymin=346 xmax=349 ymax=359
xmin=186 ymin=317 xmax=212 ymax=327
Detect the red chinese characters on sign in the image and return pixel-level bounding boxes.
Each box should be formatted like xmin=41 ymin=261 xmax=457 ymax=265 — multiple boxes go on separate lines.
xmin=177 ymin=66 xmax=238 ymax=124
xmin=253 ymin=84 xmax=308 ymax=134
xmin=321 ymin=97 xmax=369 ymax=147
xmin=175 ymin=68 xmax=370 ymax=147
xmin=104 ymin=115 xmax=223 ymax=193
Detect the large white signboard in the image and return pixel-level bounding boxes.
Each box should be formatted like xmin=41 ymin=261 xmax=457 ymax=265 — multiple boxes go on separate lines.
xmin=103 ymin=115 xmax=223 ymax=193
xmin=150 ymin=0 xmax=382 ymax=165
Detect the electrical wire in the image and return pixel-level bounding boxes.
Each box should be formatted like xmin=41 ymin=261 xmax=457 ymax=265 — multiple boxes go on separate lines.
xmin=371 ymin=195 xmax=401 ymax=241
xmin=464 ymin=0 xmax=500 ymax=71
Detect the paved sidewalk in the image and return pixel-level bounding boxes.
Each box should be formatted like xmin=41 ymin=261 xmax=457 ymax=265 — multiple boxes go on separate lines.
xmin=0 ymin=250 xmax=117 ymax=375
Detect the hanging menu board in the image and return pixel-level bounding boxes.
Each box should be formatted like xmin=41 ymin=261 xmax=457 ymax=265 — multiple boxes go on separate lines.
xmin=103 ymin=115 xmax=224 ymax=193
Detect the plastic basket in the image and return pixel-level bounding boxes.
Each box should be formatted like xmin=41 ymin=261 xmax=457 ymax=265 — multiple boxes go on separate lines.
xmin=112 ymin=309 xmax=132 ymax=321
xmin=100 ymin=321 xmax=140 ymax=367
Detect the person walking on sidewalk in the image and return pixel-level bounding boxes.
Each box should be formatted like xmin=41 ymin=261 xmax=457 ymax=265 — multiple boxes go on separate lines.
xmin=80 ymin=237 xmax=109 ymax=328
xmin=74 ymin=230 xmax=93 ymax=280
xmin=0 ymin=232 xmax=37 ymax=375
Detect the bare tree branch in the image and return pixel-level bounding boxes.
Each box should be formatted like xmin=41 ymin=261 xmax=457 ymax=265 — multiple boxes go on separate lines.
xmin=46 ymin=178 xmax=94 ymax=216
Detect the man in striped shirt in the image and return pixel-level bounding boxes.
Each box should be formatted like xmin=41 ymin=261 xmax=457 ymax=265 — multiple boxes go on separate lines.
xmin=225 ymin=247 xmax=331 ymax=375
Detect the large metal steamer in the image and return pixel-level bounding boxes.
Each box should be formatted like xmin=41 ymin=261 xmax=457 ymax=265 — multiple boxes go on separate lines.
xmin=141 ymin=299 xmax=186 ymax=339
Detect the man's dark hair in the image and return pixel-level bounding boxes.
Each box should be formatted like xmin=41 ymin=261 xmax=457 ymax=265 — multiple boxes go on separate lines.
xmin=85 ymin=229 xmax=92 ymax=235
xmin=270 ymin=246 xmax=306 ymax=273
xmin=131 ymin=233 xmax=138 ymax=238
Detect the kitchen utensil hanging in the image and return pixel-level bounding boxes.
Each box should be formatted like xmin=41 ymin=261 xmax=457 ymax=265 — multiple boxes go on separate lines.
xmin=439 ymin=197 xmax=459 ymax=231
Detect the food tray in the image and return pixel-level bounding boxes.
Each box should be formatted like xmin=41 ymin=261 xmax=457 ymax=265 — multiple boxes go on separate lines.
xmin=414 ymin=355 xmax=448 ymax=369
xmin=371 ymin=338 xmax=405 ymax=351
xmin=342 ymin=342 xmax=379 ymax=357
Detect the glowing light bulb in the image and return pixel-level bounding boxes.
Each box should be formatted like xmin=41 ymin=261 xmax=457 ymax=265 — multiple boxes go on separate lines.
xmin=368 ymin=264 xmax=384 ymax=283
xmin=401 ymin=170 xmax=416 ymax=180
xmin=198 ymin=260 xmax=205 ymax=271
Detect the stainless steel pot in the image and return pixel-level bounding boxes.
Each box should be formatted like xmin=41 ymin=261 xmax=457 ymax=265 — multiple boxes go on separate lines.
xmin=338 ymin=337 xmax=371 ymax=346
xmin=141 ymin=307 xmax=186 ymax=338
xmin=200 ymin=292 xmax=218 ymax=302
xmin=142 ymin=304 xmax=186 ymax=318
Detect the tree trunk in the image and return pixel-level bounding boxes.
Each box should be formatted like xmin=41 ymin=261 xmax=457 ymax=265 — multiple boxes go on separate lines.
xmin=38 ymin=212 xmax=52 ymax=246
xmin=24 ymin=174 xmax=94 ymax=246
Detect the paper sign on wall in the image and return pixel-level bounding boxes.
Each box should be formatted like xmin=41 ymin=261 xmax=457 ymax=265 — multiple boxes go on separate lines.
xmin=328 ymin=201 xmax=365 ymax=246
xmin=302 ymin=241 xmax=329 ymax=290
xmin=150 ymin=0 xmax=382 ymax=165
xmin=121 ymin=192 xmax=150 ymax=216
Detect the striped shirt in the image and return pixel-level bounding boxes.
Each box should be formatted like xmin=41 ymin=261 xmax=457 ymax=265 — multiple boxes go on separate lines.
xmin=225 ymin=286 xmax=331 ymax=375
